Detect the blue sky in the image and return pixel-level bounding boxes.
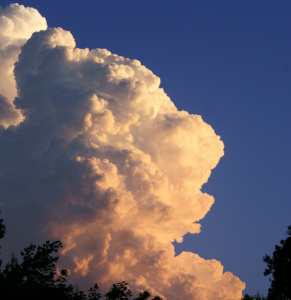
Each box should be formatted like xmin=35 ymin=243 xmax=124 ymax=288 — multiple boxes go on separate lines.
xmin=1 ymin=0 xmax=291 ymax=296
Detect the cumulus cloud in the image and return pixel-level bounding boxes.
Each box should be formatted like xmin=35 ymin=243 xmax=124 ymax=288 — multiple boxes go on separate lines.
xmin=0 ymin=4 xmax=245 ymax=300
xmin=0 ymin=4 xmax=47 ymax=127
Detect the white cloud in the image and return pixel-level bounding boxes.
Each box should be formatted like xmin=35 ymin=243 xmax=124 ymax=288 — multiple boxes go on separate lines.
xmin=0 ymin=4 xmax=245 ymax=299
xmin=0 ymin=4 xmax=47 ymax=127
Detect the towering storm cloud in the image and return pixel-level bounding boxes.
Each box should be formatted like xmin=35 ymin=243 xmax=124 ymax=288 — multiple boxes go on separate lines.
xmin=0 ymin=4 xmax=245 ymax=300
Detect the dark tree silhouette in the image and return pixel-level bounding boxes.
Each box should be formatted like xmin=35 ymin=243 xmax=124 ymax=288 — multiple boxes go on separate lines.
xmin=88 ymin=283 xmax=102 ymax=300
xmin=0 ymin=211 xmax=6 ymax=267
xmin=0 ymin=211 xmax=162 ymax=300
xmin=133 ymin=290 xmax=163 ymax=300
xmin=134 ymin=291 xmax=152 ymax=300
xmin=104 ymin=281 xmax=133 ymax=300
xmin=0 ymin=211 xmax=5 ymax=239
xmin=242 ymin=292 xmax=267 ymax=300
xmin=263 ymin=225 xmax=291 ymax=300
xmin=0 ymin=239 xmax=87 ymax=299
xmin=242 ymin=225 xmax=291 ymax=300
xmin=0 ymin=210 xmax=93 ymax=299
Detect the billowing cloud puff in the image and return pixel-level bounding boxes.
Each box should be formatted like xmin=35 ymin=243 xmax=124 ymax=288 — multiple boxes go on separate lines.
xmin=0 ymin=4 xmax=47 ymax=127
xmin=0 ymin=4 xmax=245 ymax=300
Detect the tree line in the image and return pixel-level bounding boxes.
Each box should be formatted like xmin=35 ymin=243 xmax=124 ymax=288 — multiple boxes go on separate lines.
xmin=243 ymin=224 xmax=291 ymax=300
xmin=0 ymin=211 xmax=290 ymax=300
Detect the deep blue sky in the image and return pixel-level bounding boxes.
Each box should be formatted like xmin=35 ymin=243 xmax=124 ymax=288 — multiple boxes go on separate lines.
xmin=2 ymin=0 xmax=291 ymax=296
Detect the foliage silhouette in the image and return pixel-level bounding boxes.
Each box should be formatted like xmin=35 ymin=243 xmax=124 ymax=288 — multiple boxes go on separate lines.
xmin=242 ymin=225 xmax=291 ymax=300
xmin=104 ymin=281 xmax=133 ymax=300
xmin=88 ymin=283 xmax=102 ymax=300
xmin=133 ymin=290 xmax=162 ymax=300
xmin=0 ymin=239 xmax=87 ymax=299
xmin=0 ymin=211 xmax=6 ymax=267
xmin=263 ymin=225 xmax=291 ymax=300
xmin=134 ymin=291 xmax=152 ymax=300
xmin=0 ymin=211 xmax=162 ymax=300
xmin=242 ymin=292 xmax=267 ymax=300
